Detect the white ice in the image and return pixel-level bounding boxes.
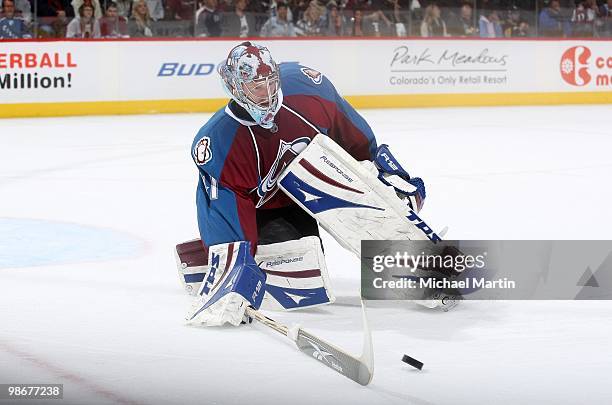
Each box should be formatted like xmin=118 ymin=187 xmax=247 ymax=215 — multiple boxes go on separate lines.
xmin=1 ymin=105 xmax=611 ymax=405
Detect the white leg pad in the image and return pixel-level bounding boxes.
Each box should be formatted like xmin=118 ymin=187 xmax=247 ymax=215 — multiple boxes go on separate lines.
xmin=256 ymin=236 xmax=335 ymax=311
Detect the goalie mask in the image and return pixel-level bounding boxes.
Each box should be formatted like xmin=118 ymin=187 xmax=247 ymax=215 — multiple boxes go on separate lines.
xmin=219 ymin=42 xmax=283 ymax=129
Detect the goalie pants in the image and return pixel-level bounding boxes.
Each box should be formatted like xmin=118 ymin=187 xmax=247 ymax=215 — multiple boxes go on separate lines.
xmin=256 ymin=204 xmax=320 ymax=246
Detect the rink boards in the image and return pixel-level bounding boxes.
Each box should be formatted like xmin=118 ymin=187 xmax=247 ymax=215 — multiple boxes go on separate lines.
xmin=0 ymin=38 xmax=611 ymax=117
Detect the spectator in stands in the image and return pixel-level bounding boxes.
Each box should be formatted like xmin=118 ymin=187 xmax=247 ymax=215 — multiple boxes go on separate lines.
xmin=408 ymin=0 xmax=423 ymax=33
xmin=115 ymin=0 xmax=132 ymax=18
xmin=195 ymin=0 xmax=222 ymax=36
xmin=349 ymin=5 xmax=385 ymax=36
xmin=269 ymin=0 xmax=294 ymax=21
xmin=322 ymin=0 xmax=347 ymax=35
xmin=219 ymin=0 xmax=232 ymax=11
xmin=447 ymin=2 xmax=477 ymax=36
xmin=349 ymin=0 xmax=393 ymax=36
xmin=478 ymin=7 xmax=502 ymax=37
xmin=296 ymin=0 xmax=325 ymax=36
xmin=368 ymin=1 xmax=393 ymax=36
xmin=597 ymin=0 xmax=612 ymax=37
xmin=166 ymin=0 xmax=191 ymax=20
xmin=260 ymin=1 xmax=297 ymax=36
xmin=571 ymin=0 xmax=598 ymax=37
xmin=35 ymin=2 xmax=70 ymax=37
xmin=225 ymin=0 xmax=254 ymax=37
xmin=420 ymin=3 xmax=448 ymax=36
xmin=352 ymin=6 xmax=364 ymax=35
xmin=50 ymin=9 xmax=69 ymax=36
xmin=518 ymin=20 xmax=530 ymax=36
xmin=246 ymin=0 xmax=267 ymax=15
xmin=502 ymin=6 xmax=518 ymax=35
xmin=71 ymin=0 xmax=102 ymax=19
xmin=100 ymin=1 xmax=129 ymax=37
xmin=539 ymin=0 xmax=569 ymax=37
xmin=145 ymin=0 xmax=163 ymax=21
xmin=292 ymin=0 xmax=310 ymax=23
xmin=129 ymin=0 xmax=155 ymax=36
xmin=352 ymin=0 xmax=392 ymax=36
xmin=36 ymin=0 xmax=74 ymax=18
xmin=0 ymin=0 xmax=31 ymax=38
xmin=11 ymin=0 xmax=31 ymax=23
xmin=503 ymin=6 xmax=530 ymax=36
xmin=389 ymin=0 xmax=409 ymax=37
xmin=66 ymin=3 xmax=101 ymax=37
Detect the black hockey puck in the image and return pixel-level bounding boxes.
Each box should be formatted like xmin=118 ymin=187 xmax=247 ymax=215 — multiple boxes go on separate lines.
xmin=402 ymin=354 xmax=423 ymax=370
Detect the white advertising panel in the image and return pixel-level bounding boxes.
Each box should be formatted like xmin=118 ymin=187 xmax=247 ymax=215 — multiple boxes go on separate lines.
xmin=0 ymin=39 xmax=610 ymax=112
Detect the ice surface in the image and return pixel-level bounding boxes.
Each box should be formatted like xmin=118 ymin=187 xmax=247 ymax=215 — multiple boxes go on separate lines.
xmin=1 ymin=106 xmax=611 ymax=404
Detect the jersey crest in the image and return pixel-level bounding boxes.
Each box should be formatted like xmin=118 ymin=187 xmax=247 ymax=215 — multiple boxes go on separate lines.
xmin=255 ymin=137 xmax=310 ymax=208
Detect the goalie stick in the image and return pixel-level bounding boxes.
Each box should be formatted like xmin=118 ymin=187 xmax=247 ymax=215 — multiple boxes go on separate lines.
xmin=245 ymin=301 xmax=374 ymax=386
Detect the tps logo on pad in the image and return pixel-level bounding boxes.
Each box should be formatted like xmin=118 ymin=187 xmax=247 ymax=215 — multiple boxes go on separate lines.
xmin=560 ymin=46 xmax=592 ymax=87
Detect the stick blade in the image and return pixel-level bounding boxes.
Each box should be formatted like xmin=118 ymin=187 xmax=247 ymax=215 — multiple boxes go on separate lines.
xmin=296 ymin=330 xmax=373 ymax=385
xmin=294 ymin=301 xmax=374 ymax=386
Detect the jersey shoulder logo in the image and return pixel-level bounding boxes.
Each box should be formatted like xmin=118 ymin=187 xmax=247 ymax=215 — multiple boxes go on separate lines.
xmin=194 ymin=136 xmax=213 ymax=165
xmin=300 ymin=67 xmax=323 ymax=85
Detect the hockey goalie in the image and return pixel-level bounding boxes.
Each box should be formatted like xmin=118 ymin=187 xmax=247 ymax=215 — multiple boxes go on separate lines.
xmin=175 ymin=42 xmax=452 ymax=327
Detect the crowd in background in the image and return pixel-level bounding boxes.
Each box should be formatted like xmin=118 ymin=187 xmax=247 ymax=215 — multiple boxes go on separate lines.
xmin=1 ymin=0 xmax=611 ymax=39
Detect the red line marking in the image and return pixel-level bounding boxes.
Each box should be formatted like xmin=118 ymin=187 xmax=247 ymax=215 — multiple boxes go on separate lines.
xmin=0 ymin=339 xmax=145 ymax=405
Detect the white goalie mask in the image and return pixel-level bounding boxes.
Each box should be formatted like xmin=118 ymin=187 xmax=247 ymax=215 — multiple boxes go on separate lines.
xmin=218 ymin=42 xmax=282 ymax=129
